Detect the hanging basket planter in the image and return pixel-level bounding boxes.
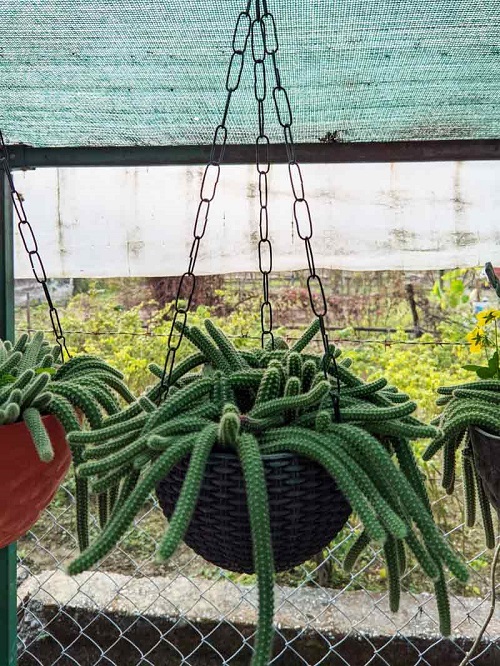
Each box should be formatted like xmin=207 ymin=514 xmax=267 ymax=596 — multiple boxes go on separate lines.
xmin=424 ymin=302 xmax=500 ymax=547
xmin=53 ymin=0 xmax=472 ymax=659
xmin=67 ymin=316 xmax=469 ymax=657
xmin=469 ymin=425 xmax=500 ymax=515
xmin=157 ymin=448 xmax=351 ymax=573
xmin=0 ymin=415 xmax=70 ymax=548
xmin=0 ymin=329 xmax=142 ymax=551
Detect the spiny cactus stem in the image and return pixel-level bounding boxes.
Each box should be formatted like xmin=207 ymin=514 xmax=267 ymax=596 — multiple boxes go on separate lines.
xmin=68 ymin=437 xmax=194 ymax=575
xmin=23 ymin=407 xmax=54 ymax=462
xmin=157 ymin=424 xmax=218 ymax=561
xmin=238 ymin=433 xmax=275 ymax=666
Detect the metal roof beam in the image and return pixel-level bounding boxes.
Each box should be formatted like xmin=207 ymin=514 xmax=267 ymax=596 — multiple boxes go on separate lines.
xmin=7 ymin=140 xmax=500 ymax=170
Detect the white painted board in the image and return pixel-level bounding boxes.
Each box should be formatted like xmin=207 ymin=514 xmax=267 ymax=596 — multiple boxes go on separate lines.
xmin=13 ymin=161 xmax=500 ymax=277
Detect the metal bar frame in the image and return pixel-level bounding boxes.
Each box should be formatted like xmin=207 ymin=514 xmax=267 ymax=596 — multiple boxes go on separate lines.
xmin=0 ymin=172 xmax=17 ymax=666
xmin=1 ymin=135 xmax=499 ymax=665
xmin=6 ymin=139 xmax=500 ymax=170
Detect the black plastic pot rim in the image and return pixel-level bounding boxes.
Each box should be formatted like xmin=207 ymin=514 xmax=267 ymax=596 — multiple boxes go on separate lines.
xmin=470 ymin=425 xmax=500 ymax=441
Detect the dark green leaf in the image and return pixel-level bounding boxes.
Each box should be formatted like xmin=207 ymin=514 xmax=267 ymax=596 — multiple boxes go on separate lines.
xmin=462 ymin=364 xmax=488 ymax=372
xmin=35 ymin=367 xmax=56 ymax=375
xmin=476 ymin=366 xmax=496 ymax=379
xmin=0 ymin=373 xmax=16 ymax=387
xmin=488 ymin=351 xmax=499 ymax=373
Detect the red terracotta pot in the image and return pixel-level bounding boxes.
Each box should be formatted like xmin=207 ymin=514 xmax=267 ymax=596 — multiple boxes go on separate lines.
xmin=0 ymin=415 xmax=71 ymax=548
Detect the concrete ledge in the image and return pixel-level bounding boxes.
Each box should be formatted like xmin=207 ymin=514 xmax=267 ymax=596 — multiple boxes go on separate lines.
xmin=18 ymin=570 xmax=500 ymax=665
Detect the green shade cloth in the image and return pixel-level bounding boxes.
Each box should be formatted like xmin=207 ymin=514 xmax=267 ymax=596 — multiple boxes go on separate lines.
xmin=1 ymin=1 xmax=499 ymax=148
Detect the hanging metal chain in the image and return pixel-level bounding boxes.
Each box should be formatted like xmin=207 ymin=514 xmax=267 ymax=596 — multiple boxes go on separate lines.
xmin=0 ymin=130 xmax=71 ymax=361
xmin=260 ymin=0 xmax=341 ymax=420
xmin=253 ymin=0 xmax=274 ymax=349
xmin=158 ymin=2 xmax=252 ymax=402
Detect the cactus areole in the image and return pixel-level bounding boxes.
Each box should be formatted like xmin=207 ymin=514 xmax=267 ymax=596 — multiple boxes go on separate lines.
xmin=0 ymin=415 xmax=70 ymax=547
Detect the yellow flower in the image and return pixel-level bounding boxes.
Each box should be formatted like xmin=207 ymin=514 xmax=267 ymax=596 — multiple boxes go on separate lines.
xmin=466 ymin=326 xmax=487 ymax=353
xmin=476 ymin=309 xmax=500 ymax=326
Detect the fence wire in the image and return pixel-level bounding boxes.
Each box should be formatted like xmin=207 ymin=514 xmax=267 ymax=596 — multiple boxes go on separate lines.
xmin=13 ymin=318 xmax=500 ymax=666
xmin=16 ymin=479 xmax=500 ymax=666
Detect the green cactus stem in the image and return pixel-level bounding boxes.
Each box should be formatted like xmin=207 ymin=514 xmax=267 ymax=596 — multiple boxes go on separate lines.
xmin=434 ymin=569 xmax=452 ymax=636
xmin=238 ymin=433 xmax=275 ymax=666
xmin=68 ymin=437 xmax=193 ymax=575
xmin=145 ymin=378 xmax=212 ymax=433
xmin=344 ymin=530 xmax=370 ymax=573
xmin=218 ymin=409 xmax=241 ymax=446
xmin=0 ymin=351 xmax=22 ymax=375
xmin=148 ymin=351 xmax=205 ymax=384
xmin=343 ymin=377 xmax=388 ymax=398
xmin=384 ymin=535 xmax=401 ymax=612
xmin=396 ymin=539 xmax=407 ymax=575
xmin=255 ymin=366 xmax=282 ymax=405
xmin=475 ymin=466 xmax=496 ymax=549
xmin=289 ymin=319 xmax=320 ymax=353
xmin=18 ymin=331 xmax=44 ymax=374
xmin=23 ymin=407 xmax=54 ymax=462
xmin=205 ymin=319 xmax=248 ymax=371
xmin=68 ymin=413 xmax=147 ymax=445
xmin=91 ymin=461 xmax=134 ymax=494
xmin=250 ymin=380 xmax=329 ymax=420
xmin=462 ymin=447 xmax=477 ymax=528
xmin=157 ymin=424 xmax=217 ymax=561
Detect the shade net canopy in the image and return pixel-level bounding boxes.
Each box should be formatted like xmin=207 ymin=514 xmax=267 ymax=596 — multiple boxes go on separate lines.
xmin=1 ymin=1 xmax=500 ymax=149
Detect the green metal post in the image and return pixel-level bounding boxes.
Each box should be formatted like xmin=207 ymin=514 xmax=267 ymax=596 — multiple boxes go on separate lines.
xmin=0 ymin=171 xmax=17 ymax=665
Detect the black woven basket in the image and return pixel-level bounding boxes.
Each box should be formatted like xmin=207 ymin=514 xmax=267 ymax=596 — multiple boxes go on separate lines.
xmin=469 ymin=425 xmax=500 ymax=514
xmin=156 ymin=447 xmax=351 ymax=573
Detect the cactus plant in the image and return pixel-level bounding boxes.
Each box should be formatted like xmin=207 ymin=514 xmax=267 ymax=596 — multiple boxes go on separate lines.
xmin=425 ymin=307 xmax=500 ymax=547
xmin=66 ymin=319 xmax=467 ymax=664
xmin=424 ymin=380 xmax=500 ymax=548
xmin=0 ymin=331 xmax=137 ymax=548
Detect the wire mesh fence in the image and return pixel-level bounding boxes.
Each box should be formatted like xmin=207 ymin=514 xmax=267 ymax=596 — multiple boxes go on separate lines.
xmin=16 ymin=471 xmax=500 ymax=666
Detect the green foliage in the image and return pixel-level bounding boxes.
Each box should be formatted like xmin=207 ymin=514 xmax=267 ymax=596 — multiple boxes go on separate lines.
xmin=17 ymin=283 xmax=267 ymax=396
xmin=431 ymin=268 xmax=470 ymax=310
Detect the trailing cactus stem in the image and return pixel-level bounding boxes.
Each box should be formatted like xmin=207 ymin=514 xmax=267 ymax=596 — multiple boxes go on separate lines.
xmin=462 ymin=448 xmax=477 ymax=527
xmin=344 ymin=530 xmax=370 ymax=573
xmin=68 ymin=437 xmax=193 ymax=575
xmin=384 ymin=536 xmax=401 ymax=612
xmin=238 ymin=433 xmax=275 ymax=666
xmin=23 ymin=407 xmax=54 ymax=462
xmin=157 ymin=424 xmax=217 ymax=561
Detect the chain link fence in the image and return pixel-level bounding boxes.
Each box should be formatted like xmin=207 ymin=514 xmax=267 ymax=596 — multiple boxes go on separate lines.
xmin=16 ymin=469 xmax=500 ymax=666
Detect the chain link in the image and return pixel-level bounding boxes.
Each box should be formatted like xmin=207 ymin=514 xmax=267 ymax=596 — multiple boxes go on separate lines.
xmin=260 ymin=1 xmax=341 ymax=420
xmin=158 ymin=2 xmax=252 ymax=402
xmin=0 ymin=130 xmax=71 ymax=361
xmin=253 ymin=0 xmax=274 ymax=349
